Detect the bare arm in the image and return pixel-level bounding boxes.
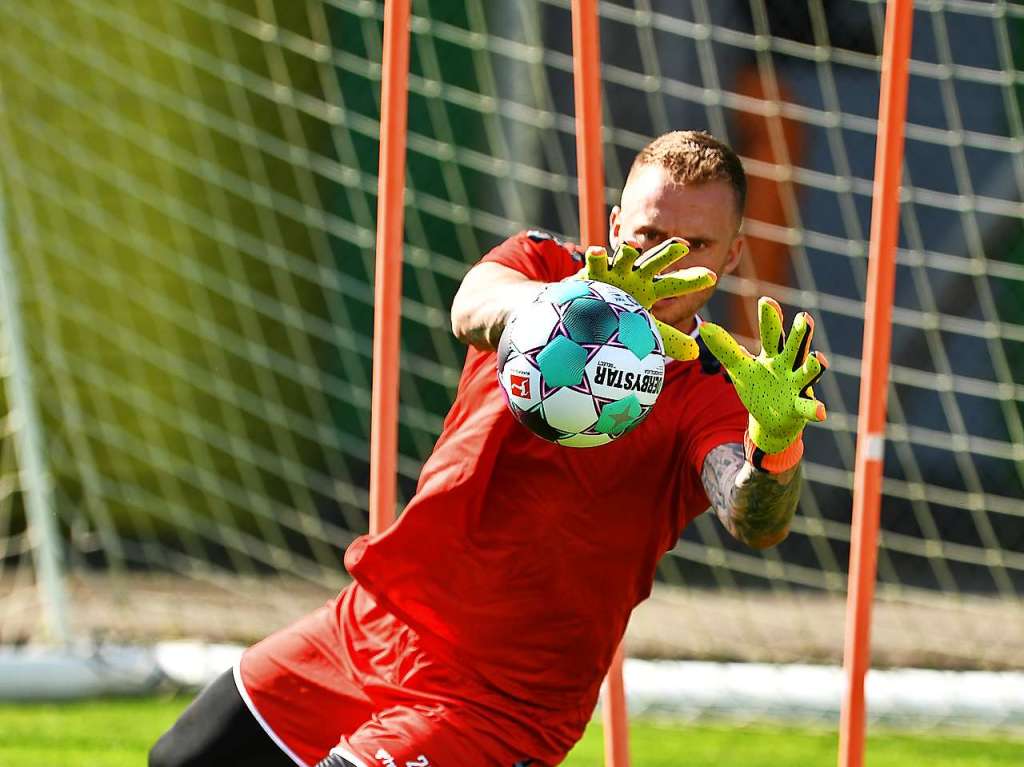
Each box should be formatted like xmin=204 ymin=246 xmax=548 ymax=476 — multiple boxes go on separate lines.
xmin=450 ymin=262 xmax=547 ymax=350
xmin=700 ymin=442 xmax=802 ymax=549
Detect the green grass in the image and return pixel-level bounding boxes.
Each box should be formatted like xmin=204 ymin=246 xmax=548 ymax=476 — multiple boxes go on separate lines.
xmin=0 ymin=697 xmax=1021 ymax=766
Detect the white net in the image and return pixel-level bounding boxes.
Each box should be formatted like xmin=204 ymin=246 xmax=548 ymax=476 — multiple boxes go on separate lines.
xmin=0 ymin=0 xmax=1021 ymax=672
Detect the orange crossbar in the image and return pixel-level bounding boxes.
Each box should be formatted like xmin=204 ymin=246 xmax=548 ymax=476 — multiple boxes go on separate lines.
xmin=369 ymin=0 xmax=412 ymax=535
xmin=838 ymin=1 xmax=914 ymax=766
xmin=570 ymin=2 xmax=631 ymax=765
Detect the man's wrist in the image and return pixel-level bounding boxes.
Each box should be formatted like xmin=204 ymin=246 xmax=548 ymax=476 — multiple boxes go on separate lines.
xmin=744 ymin=430 xmax=803 ymax=474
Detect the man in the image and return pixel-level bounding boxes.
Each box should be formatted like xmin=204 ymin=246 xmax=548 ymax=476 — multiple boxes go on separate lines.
xmin=150 ymin=130 xmax=827 ymax=767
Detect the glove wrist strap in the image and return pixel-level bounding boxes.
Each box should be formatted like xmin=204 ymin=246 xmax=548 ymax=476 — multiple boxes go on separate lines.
xmin=745 ymin=431 xmax=803 ymax=473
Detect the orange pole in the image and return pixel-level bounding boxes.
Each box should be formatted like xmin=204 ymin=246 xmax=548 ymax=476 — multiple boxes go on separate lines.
xmin=838 ymin=2 xmax=913 ymax=766
xmin=369 ymin=0 xmax=411 ymax=536
xmin=570 ymin=2 xmax=630 ymax=765
xmin=572 ymin=0 xmax=607 ymax=246
xmin=602 ymin=644 xmax=631 ymax=767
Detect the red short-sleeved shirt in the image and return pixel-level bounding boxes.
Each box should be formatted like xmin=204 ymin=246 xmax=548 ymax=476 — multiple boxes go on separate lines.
xmin=345 ymin=230 xmax=746 ymax=712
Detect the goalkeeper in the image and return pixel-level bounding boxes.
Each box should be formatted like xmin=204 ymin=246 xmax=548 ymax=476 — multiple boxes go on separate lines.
xmin=150 ymin=131 xmax=827 ymax=767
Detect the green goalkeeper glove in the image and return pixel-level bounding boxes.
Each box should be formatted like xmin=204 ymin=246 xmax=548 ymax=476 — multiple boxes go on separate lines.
xmin=580 ymin=238 xmax=717 ymax=361
xmin=698 ymin=297 xmax=828 ymax=473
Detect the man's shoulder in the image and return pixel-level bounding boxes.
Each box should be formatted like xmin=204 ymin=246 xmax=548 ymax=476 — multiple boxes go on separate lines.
xmin=482 ymin=229 xmax=585 ymax=283
xmin=517 ymin=229 xmax=586 ymax=263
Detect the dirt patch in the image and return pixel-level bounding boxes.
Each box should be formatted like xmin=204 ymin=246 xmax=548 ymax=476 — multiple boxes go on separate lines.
xmin=3 ymin=571 xmax=1021 ymax=670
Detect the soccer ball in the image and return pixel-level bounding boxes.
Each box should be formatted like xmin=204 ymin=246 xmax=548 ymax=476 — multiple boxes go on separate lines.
xmin=497 ymin=280 xmax=665 ymax=448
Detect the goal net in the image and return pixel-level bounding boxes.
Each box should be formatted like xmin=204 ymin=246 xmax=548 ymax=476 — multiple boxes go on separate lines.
xmin=0 ymin=0 xmax=1021 ymax=687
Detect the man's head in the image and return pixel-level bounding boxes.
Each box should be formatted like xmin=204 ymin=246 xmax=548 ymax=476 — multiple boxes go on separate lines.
xmin=609 ymin=130 xmax=747 ymax=330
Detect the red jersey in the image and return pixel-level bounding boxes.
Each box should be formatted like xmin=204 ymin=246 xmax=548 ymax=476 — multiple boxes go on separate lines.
xmin=345 ymin=230 xmax=746 ymax=714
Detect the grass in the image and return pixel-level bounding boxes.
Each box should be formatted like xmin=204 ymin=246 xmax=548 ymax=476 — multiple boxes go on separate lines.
xmin=0 ymin=696 xmax=1021 ymax=766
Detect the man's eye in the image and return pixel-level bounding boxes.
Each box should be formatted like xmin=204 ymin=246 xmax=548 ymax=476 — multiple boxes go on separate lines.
xmin=636 ymin=233 xmax=664 ymax=248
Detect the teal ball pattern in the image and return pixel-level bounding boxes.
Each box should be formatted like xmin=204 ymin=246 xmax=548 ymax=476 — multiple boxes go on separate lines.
xmin=537 ymin=336 xmax=588 ymax=387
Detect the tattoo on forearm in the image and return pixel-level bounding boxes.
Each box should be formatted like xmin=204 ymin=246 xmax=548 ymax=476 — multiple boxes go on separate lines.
xmin=701 ymin=442 xmax=802 ymax=548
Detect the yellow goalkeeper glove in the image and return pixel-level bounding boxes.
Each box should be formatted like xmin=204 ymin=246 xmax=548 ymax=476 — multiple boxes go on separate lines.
xmin=699 ymin=297 xmax=828 ymax=473
xmin=580 ymin=238 xmax=717 ymax=361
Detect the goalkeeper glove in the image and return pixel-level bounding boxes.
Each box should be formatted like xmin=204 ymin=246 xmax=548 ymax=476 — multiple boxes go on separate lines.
xmin=580 ymin=238 xmax=717 ymax=361
xmin=698 ymin=296 xmax=828 ymax=473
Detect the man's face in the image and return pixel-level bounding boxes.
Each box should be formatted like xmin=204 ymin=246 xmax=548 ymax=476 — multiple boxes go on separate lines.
xmin=609 ymin=165 xmax=744 ymax=330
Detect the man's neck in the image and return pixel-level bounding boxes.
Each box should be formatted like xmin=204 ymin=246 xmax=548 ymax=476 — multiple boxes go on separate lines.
xmin=674 ymin=315 xmax=700 ymax=338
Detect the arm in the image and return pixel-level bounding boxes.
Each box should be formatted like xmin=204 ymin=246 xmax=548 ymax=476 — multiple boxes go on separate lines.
xmin=450 ymin=262 xmax=546 ymax=350
xmin=696 ymin=297 xmax=828 ymax=550
xmin=701 ymin=442 xmax=801 ymax=549
xmin=453 ymin=238 xmax=717 ymax=357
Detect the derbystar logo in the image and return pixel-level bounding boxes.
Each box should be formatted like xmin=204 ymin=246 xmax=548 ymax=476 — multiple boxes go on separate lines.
xmin=509 ymin=373 xmax=531 ymax=398
xmin=593 ymin=362 xmax=663 ymax=394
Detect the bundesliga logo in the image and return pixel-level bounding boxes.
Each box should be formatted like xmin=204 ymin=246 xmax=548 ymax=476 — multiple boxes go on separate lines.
xmin=509 ymin=373 xmax=531 ymax=398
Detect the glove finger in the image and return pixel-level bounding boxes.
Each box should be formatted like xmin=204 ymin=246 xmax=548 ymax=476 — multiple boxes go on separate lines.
xmin=794 ymin=395 xmax=827 ymax=423
xmin=585 ymin=246 xmax=609 ymax=279
xmin=698 ymin=322 xmax=757 ymax=375
xmin=610 ymin=242 xmax=641 ymax=273
xmin=780 ymin=311 xmax=815 ymax=371
xmin=795 ymin=349 xmax=824 ymax=386
xmin=657 ymin=320 xmax=700 ymax=362
xmin=758 ymin=296 xmax=785 ymax=358
xmin=798 ymin=351 xmax=828 ymax=393
xmin=652 ymin=267 xmax=717 ymax=300
xmin=636 ymin=238 xmax=689 ymax=278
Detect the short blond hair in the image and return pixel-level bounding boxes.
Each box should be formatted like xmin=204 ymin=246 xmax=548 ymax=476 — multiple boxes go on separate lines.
xmin=629 ymin=130 xmax=747 ymax=216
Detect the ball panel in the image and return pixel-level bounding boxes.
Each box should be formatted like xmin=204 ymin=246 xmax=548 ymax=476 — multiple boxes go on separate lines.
xmin=515 ymin=403 xmax=569 ymax=443
xmin=540 ymin=386 xmax=600 ymax=434
xmin=616 ymin=312 xmax=657 ymax=360
xmin=536 ymin=336 xmax=588 ymax=387
xmin=506 ymin=302 xmax=560 ymax=352
xmin=496 ymin=323 xmax=515 ymax=371
xmin=594 ymin=394 xmax=643 ymax=436
xmin=587 ymin=280 xmax=640 ymax=310
xmin=562 ymin=297 xmax=618 ymax=345
xmin=643 ymin=309 xmax=665 ymax=354
xmin=556 ymin=431 xmax=614 ymax=448
xmin=542 ymin=280 xmax=591 ymax=304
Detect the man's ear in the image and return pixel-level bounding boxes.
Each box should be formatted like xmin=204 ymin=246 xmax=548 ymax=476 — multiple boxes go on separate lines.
xmin=608 ymin=205 xmax=622 ymax=249
xmin=723 ymin=234 xmax=745 ymax=275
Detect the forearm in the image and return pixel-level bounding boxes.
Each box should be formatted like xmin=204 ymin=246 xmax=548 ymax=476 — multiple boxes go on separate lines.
xmin=450 ymin=263 xmax=546 ymax=350
xmin=701 ymin=442 xmax=801 ymax=549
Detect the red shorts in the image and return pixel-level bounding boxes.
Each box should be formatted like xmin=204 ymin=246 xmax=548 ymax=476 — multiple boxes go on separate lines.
xmin=236 ymin=583 xmax=587 ymax=766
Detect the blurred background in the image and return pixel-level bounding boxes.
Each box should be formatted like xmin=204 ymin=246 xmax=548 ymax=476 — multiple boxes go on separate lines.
xmin=0 ymin=0 xmax=1021 ymax=729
